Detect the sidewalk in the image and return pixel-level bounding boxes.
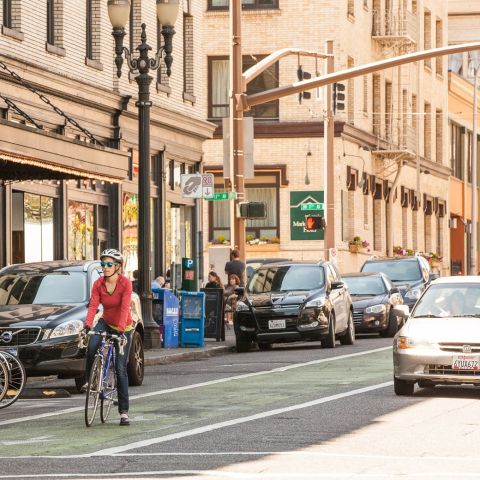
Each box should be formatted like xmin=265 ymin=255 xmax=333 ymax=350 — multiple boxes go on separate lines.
xmin=144 ymin=327 xmax=236 ymax=366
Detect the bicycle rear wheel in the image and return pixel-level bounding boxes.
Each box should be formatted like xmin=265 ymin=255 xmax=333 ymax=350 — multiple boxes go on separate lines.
xmin=100 ymin=357 xmax=117 ymax=423
xmin=0 ymin=360 xmax=8 ymax=403
xmin=0 ymin=352 xmax=26 ymax=409
xmin=85 ymin=356 xmax=102 ymax=427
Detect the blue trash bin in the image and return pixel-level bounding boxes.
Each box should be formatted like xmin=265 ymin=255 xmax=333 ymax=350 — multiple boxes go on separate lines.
xmin=180 ymin=291 xmax=205 ymax=347
xmin=152 ymin=288 xmax=179 ymax=348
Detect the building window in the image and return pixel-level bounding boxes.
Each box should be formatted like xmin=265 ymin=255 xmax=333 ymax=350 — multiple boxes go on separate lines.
xmin=46 ymin=0 xmax=54 ymax=45
xmin=129 ymin=0 xmax=141 ymax=54
xmin=347 ymin=0 xmax=354 ymax=18
xmin=435 ymin=19 xmax=443 ymax=76
xmin=12 ymin=192 xmax=54 ymax=264
xmin=86 ymin=0 xmax=101 ymax=62
xmin=3 ymin=0 xmax=11 ymax=28
xmin=372 ymin=74 xmax=381 ymax=137
xmin=424 ymin=102 xmax=431 ymax=160
xmin=347 ymin=56 xmax=354 ymax=124
xmin=362 ymin=76 xmax=368 ymax=114
xmin=183 ymin=13 xmax=195 ymax=99
xmin=436 ymin=109 xmax=443 ymax=164
xmin=209 ymin=55 xmax=279 ymax=120
xmin=450 ymin=122 xmax=464 ymax=180
xmin=46 ymin=0 xmax=64 ymax=49
xmin=424 ymin=9 xmax=431 ymax=69
xmin=207 ymin=0 xmax=278 ymax=11
xmin=156 ymin=18 xmax=170 ymax=89
xmin=385 ymin=80 xmax=392 ymax=141
xmin=68 ymin=201 xmax=95 ymax=261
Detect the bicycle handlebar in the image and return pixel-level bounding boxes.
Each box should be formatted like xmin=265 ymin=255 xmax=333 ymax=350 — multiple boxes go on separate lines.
xmin=81 ymin=330 xmax=127 ymax=355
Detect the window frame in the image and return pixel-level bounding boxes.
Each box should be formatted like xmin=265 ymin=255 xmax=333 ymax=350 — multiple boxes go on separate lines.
xmin=208 ymin=55 xmax=279 ymax=121
xmin=46 ymin=0 xmax=55 ymax=45
xmin=86 ymin=0 xmax=93 ymax=59
xmin=3 ymin=0 xmax=11 ymax=28
xmin=207 ymin=0 xmax=279 ymax=11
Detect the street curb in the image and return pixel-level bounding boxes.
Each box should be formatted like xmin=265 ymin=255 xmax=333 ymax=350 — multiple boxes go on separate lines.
xmin=144 ymin=345 xmax=236 ymax=366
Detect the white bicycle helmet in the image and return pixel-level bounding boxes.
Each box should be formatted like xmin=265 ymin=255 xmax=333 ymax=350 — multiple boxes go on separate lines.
xmin=100 ymin=248 xmax=123 ymax=263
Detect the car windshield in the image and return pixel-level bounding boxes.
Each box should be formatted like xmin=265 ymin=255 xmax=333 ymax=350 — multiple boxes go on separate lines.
xmin=412 ymin=284 xmax=480 ymax=318
xmin=247 ymin=265 xmax=324 ymax=293
xmin=344 ymin=276 xmax=387 ymax=295
xmin=362 ymin=260 xmax=422 ymax=282
xmin=0 ymin=272 xmax=87 ymax=305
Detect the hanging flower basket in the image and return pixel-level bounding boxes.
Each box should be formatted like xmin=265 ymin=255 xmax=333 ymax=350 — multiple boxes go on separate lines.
xmin=349 ymin=243 xmax=361 ymax=254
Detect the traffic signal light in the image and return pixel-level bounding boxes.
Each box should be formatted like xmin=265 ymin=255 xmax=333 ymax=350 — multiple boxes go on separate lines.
xmin=305 ymin=216 xmax=326 ymax=231
xmin=333 ymin=82 xmax=346 ymax=114
xmin=238 ymin=201 xmax=267 ymax=219
xmin=297 ymin=65 xmax=312 ymax=104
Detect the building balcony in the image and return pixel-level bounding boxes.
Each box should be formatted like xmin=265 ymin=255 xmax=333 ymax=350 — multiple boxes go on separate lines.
xmin=372 ymin=10 xmax=417 ymax=49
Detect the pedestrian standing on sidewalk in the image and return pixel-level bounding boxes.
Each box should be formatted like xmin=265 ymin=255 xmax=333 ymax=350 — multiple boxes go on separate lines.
xmin=224 ymin=274 xmax=240 ymax=327
xmin=82 ymin=248 xmax=133 ymax=427
xmin=224 ymin=249 xmax=246 ymax=286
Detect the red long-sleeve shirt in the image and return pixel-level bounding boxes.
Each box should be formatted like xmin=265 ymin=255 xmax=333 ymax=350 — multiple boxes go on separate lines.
xmin=85 ymin=275 xmax=132 ymax=332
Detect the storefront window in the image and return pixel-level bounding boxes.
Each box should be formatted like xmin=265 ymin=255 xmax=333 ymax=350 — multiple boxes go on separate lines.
xmin=12 ymin=192 xmax=54 ymax=263
xmin=68 ymin=201 xmax=94 ymax=260
xmin=122 ymin=193 xmax=138 ymax=277
xmin=165 ymin=202 xmax=193 ymax=270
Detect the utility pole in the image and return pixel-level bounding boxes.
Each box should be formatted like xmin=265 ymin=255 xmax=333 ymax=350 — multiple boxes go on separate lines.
xmin=324 ymin=40 xmax=334 ymax=260
xmin=231 ymin=0 xmax=246 ymax=260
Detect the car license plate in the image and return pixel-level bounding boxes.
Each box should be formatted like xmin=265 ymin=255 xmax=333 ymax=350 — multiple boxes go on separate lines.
xmin=452 ymin=355 xmax=480 ymax=370
xmin=268 ymin=319 xmax=286 ymax=330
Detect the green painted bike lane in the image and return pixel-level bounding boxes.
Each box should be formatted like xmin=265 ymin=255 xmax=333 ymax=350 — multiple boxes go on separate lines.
xmin=0 ymin=349 xmax=392 ymax=457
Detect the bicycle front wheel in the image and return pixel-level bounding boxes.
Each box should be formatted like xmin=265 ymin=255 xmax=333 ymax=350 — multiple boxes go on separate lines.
xmin=85 ymin=356 xmax=102 ymax=427
xmin=100 ymin=358 xmax=117 ymax=423
xmin=0 ymin=352 xmax=26 ymax=409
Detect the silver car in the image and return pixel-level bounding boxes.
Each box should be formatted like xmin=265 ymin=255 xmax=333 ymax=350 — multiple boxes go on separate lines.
xmin=393 ymin=276 xmax=480 ymax=395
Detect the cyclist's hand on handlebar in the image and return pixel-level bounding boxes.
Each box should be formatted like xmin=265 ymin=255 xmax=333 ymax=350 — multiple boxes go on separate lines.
xmin=80 ymin=326 xmax=91 ymax=336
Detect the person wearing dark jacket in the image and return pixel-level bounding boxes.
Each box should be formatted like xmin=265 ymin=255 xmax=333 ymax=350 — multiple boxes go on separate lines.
xmin=205 ymin=271 xmax=224 ymax=289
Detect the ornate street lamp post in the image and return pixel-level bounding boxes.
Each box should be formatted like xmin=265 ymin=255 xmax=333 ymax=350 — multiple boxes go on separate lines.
xmin=107 ymin=0 xmax=179 ymax=348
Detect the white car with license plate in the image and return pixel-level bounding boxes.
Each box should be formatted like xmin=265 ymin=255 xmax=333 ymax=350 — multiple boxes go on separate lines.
xmin=393 ymin=276 xmax=480 ymax=395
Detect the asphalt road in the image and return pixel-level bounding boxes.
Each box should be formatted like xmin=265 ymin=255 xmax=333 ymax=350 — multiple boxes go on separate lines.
xmin=2 ymin=336 xmax=480 ymax=479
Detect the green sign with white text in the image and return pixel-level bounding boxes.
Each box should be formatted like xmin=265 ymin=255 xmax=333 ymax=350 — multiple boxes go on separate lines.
xmin=290 ymin=191 xmax=325 ymax=241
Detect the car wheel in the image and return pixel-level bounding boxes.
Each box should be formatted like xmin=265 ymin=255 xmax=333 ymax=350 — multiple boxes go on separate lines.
xmin=74 ymin=376 xmax=85 ymax=393
xmin=258 ymin=342 xmax=272 ymax=351
xmin=380 ymin=312 xmax=398 ymax=338
xmin=340 ymin=310 xmax=355 ymax=346
xmin=236 ymin=334 xmax=252 ymax=353
xmin=394 ymin=376 xmax=414 ymax=396
xmin=321 ymin=314 xmax=336 ymax=349
xmin=127 ymin=330 xmax=144 ymax=386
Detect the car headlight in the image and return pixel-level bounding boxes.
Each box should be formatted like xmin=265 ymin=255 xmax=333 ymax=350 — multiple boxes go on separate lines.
xmin=236 ymin=301 xmax=250 ymax=312
xmin=405 ymin=288 xmax=422 ymax=300
xmin=305 ymin=298 xmax=324 ymax=308
xmin=365 ymin=304 xmax=386 ymax=314
xmin=49 ymin=320 xmax=84 ymax=339
xmin=397 ymin=336 xmax=432 ymax=350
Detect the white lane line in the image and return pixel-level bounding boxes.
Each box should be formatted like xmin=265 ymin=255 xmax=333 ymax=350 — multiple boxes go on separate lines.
xmin=1 ymin=472 xmax=480 ymax=479
xmin=93 ymin=381 xmax=393 ymax=456
xmin=0 ymin=346 xmax=391 ymax=427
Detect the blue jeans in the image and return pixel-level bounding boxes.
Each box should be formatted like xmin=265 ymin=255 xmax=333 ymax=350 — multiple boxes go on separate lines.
xmin=86 ymin=319 xmax=132 ymax=414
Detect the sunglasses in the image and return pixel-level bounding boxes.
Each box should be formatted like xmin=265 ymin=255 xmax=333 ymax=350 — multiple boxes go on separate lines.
xmin=100 ymin=261 xmax=119 ymax=268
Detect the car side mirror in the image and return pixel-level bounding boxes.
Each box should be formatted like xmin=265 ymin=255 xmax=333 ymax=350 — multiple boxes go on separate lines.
xmin=390 ymin=287 xmax=400 ymax=294
xmin=392 ymin=305 xmax=409 ymax=318
xmin=235 ymin=287 xmax=245 ymax=297
xmin=331 ymin=281 xmax=344 ymax=290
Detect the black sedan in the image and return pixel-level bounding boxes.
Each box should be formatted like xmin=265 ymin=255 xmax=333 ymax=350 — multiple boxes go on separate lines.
xmin=342 ymin=272 xmax=404 ymax=337
xmin=0 ymin=261 xmax=145 ymax=390
xmin=234 ymin=261 xmax=354 ymax=352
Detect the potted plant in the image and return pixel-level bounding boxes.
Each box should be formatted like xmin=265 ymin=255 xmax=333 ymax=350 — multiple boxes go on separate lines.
xmin=428 ymin=252 xmax=443 ymax=268
xmin=393 ymin=245 xmax=407 ymax=257
xmin=349 ymin=236 xmax=370 ymax=253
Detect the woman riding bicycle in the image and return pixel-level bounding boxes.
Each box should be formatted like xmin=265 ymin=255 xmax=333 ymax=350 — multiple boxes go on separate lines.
xmin=83 ymin=248 xmax=133 ymax=426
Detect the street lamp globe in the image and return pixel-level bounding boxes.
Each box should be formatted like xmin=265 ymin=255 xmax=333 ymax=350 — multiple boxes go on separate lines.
xmin=156 ymin=0 xmax=179 ymax=26
xmin=107 ymin=0 xmax=131 ymax=29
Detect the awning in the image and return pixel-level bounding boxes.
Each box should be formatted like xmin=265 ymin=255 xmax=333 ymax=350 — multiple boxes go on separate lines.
xmin=0 ymin=119 xmax=129 ymax=183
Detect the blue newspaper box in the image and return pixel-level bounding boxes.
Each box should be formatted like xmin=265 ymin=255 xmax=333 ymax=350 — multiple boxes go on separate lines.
xmin=180 ymin=291 xmax=205 ymax=347
xmin=152 ymin=288 xmax=179 ymax=348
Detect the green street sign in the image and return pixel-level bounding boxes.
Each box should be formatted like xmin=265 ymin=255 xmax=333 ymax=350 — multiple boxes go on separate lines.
xmin=207 ymin=192 xmax=237 ymax=201
xmin=301 ymin=202 xmax=324 ymax=211
xmin=290 ymin=191 xmax=325 ymax=241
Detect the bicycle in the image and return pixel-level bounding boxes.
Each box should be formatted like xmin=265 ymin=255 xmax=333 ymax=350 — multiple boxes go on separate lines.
xmin=83 ymin=330 xmax=125 ymax=427
xmin=0 ymin=350 xmax=26 ymax=409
